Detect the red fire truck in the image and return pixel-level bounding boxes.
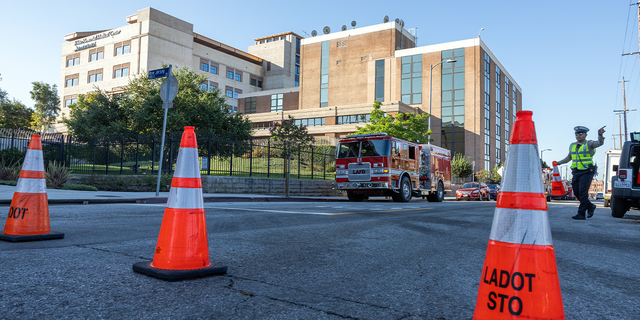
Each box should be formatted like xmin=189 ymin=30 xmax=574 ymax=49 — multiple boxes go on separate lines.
xmin=335 ymin=133 xmax=452 ymax=202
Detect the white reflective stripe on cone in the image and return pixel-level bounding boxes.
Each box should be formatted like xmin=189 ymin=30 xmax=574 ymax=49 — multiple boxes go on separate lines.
xmin=489 ymin=207 xmax=553 ymax=246
xmin=173 ymin=148 xmax=200 ymax=179
xmin=15 ymin=178 xmax=47 ymax=194
xmin=167 ymin=187 xmax=204 ymax=209
xmin=500 ymin=144 xmax=544 ymax=193
xmin=552 ymin=175 xmax=562 ymax=182
xmin=21 ymin=149 xmax=44 ymax=172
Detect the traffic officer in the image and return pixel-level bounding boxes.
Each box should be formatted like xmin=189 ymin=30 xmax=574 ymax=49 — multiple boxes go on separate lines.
xmin=555 ymin=125 xmax=605 ymax=220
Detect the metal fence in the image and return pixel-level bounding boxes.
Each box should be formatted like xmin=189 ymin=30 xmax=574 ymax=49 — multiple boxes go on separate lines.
xmin=0 ymin=128 xmax=337 ymax=180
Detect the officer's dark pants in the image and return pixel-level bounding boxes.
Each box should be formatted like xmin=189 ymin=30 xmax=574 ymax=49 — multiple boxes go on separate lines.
xmin=571 ymin=169 xmax=595 ymax=216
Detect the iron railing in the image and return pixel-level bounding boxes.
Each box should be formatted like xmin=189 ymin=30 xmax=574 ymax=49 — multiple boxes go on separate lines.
xmin=0 ymin=128 xmax=337 ymax=180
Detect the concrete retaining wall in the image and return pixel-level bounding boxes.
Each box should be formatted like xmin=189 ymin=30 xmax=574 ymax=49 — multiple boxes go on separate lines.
xmin=68 ymin=174 xmax=341 ymax=196
xmin=201 ymin=176 xmax=341 ymax=196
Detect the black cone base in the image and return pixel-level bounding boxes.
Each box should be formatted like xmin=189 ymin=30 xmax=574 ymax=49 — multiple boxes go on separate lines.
xmin=133 ymin=261 xmax=227 ymax=281
xmin=0 ymin=232 xmax=64 ymax=242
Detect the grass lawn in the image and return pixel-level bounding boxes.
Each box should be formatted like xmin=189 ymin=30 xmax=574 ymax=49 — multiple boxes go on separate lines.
xmin=67 ymin=156 xmax=336 ymax=180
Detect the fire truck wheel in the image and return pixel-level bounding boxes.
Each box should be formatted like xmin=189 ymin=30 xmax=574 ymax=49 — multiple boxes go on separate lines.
xmin=427 ymin=181 xmax=444 ymax=202
xmin=347 ymin=191 xmax=368 ymax=202
xmin=392 ymin=176 xmax=412 ymax=202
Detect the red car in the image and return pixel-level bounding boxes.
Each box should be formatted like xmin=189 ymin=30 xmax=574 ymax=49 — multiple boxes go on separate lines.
xmin=456 ymin=182 xmax=492 ymax=201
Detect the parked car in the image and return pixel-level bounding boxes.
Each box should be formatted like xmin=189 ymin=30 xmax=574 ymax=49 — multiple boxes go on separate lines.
xmin=596 ymin=192 xmax=604 ymax=200
xmin=456 ymin=182 xmax=491 ymax=201
xmin=487 ymin=183 xmax=500 ymax=200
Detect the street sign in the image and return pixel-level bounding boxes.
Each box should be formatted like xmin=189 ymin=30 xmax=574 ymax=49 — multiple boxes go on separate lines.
xmin=159 ymin=75 xmax=178 ymax=107
xmin=148 ymin=67 xmax=170 ymax=79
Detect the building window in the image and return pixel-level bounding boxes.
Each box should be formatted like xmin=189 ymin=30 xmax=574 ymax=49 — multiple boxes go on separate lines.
xmin=113 ymin=63 xmax=130 ymax=78
xmin=114 ymin=41 xmax=131 ymax=56
xmin=65 ymin=74 xmax=79 ymax=87
xmin=320 ymin=41 xmax=329 ymax=108
xmin=250 ymin=75 xmax=263 ymax=88
xmin=271 ymin=93 xmax=283 ymax=112
xmin=245 ymin=97 xmax=257 ymax=114
xmin=484 ymin=52 xmax=491 ymax=170
xmin=200 ymin=83 xmax=208 ymax=91
xmin=401 ymin=54 xmax=422 ymax=105
xmin=200 ymin=63 xmax=209 ymax=72
xmin=295 ymin=38 xmax=301 ymax=87
xmin=235 ymin=72 xmax=242 ymax=82
xmin=495 ymin=66 xmax=501 ymax=165
xmin=234 ymin=88 xmax=242 ymax=99
xmin=89 ymin=47 xmax=104 ymax=62
xmin=294 ymin=117 xmax=326 ymax=127
xmin=228 ymin=105 xmax=237 ymax=113
xmin=88 ymin=69 xmax=103 ymax=83
xmin=66 ymin=54 xmax=80 ymax=67
xmin=64 ymin=95 xmax=78 ymax=107
xmin=227 ymin=69 xmax=234 ymax=79
xmin=441 ymin=48 xmax=465 ymax=156
xmin=226 ymin=85 xmax=233 ymax=98
xmin=505 ymin=77 xmax=510 ymax=153
xmin=210 ymin=65 xmax=218 ymax=74
xmin=375 ymin=60 xmax=385 ymax=102
xmin=337 ymin=114 xmax=370 ymax=125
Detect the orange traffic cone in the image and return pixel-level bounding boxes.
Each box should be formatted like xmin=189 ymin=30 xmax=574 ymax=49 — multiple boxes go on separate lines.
xmin=473 ymin=111 xmax=565 ymax=319
xmin=551 ymin=161 xmax=566 ymax=197
xmin=0 ymin=135 xmax=64 ymax=242
xmin=133 ymin=126 xmax=227 ymax=281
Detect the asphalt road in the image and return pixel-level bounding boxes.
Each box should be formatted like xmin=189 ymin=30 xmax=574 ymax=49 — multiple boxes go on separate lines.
xmin=0 ymin=199 xmax=638 ymax=319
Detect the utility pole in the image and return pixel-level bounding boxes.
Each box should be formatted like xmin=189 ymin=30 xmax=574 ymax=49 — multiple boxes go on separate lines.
xmin=623 ymin=2 xmax=640 ymax=74
xmin=614 ymin=78 xmax=636 ymax=142
xmin=616 ymin=112 xmax=623 ymax=149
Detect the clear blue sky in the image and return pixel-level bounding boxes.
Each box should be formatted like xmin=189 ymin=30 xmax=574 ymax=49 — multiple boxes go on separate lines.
xmin=1 ymin=0 xmax=638 ymax=180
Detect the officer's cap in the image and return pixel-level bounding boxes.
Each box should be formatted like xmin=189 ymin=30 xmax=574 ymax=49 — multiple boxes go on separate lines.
xmin=574 ymin=126 xmax=589 ymax=134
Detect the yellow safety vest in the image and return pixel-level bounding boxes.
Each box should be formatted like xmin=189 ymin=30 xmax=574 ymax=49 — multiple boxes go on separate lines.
xmin=570 ymin=143 xmax=593 ymax=170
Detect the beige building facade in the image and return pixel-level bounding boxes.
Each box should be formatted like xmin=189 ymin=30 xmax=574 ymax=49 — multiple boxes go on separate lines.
xmin=57 ymin=7 xmax=271 ymax=132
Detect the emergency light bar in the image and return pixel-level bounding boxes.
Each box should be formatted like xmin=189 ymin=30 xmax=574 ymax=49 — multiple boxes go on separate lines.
xmin=345 ymin=133 xmax=388 ymax=139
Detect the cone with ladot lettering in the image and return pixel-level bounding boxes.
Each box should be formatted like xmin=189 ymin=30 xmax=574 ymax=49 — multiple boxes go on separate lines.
xmin=0 ymin=135 xmax=64 ymax=242
xmin=550 ymin=161 xmax=566 ymax=197
xmin=473 ymin=111 xmax=565 ymax=319
xmin=133 ymin=126 xmax=227 ymax=281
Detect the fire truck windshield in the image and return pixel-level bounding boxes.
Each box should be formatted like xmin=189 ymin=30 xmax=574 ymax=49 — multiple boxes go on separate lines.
xmin=337 ymin=140 xmax=391 ymax=158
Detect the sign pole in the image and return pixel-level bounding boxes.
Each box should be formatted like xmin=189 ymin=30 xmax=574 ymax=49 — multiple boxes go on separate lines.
xmin=156 ymin=65 xmax=172 ymax=196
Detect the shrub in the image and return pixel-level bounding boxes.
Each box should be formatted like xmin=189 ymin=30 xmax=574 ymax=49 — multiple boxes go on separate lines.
xmin=45 ymin=160 xmax=72 ymax=189
xmin=0 ymin=180 xmax=17 ymax=186
xmin=0 ymin=148 xmax=25 ymax=166
xmin=0 ymin=160 xmax=21 ymax=181
xmin=61 ymin=183 xmax=98 ymax=191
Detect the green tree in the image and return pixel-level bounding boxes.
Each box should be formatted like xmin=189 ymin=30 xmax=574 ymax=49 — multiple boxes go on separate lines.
xmin=354 ymin=100 xmax=431 ymax=143
xmin=451 ymin=153 xmax=473 ymax=179
xmin=64 ymin=91 xmax=128 ymax=140
xmin=491 ymin=164 xmax=503 ymax=183
xmin=541 ymin=160 xmax=549 ymax=168
xmin=0 ymin=88 xmax=33 ymax=130
xmin=476 ymin=169 xmax=493 ymax=183
xmin=270 ymin=115 xmax=315 ymax=196
xmin=64 ymin=66 xmax=252 ymax=143
xmin=30 ymin=82 xmax=60 ymax=132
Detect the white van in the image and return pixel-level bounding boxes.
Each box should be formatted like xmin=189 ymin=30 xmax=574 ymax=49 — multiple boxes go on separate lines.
xmin=603 ymin=149 xmax=621 ymax=207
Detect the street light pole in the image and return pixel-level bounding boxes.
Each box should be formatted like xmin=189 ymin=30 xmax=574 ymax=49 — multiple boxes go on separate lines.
xmin=428 ymin=58 xmax=456 ymax=142
xmin=540 ymin=148 xmax=551 ymax=167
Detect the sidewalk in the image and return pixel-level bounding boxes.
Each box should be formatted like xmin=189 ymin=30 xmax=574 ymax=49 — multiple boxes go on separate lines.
xmin=0 ymin=185 xmax=458 ymax=204
xmin=0 ymin=185 xmax=353 ymax=205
